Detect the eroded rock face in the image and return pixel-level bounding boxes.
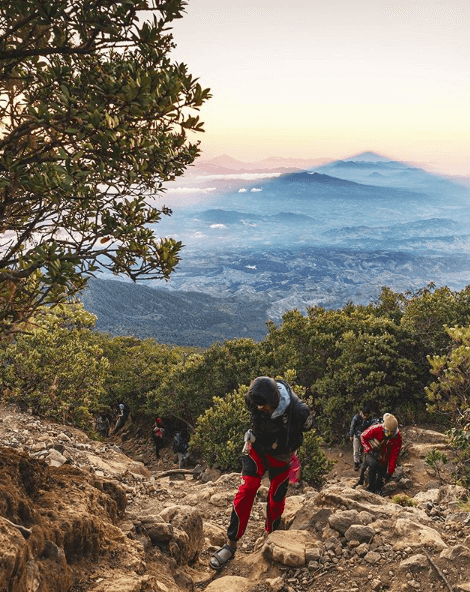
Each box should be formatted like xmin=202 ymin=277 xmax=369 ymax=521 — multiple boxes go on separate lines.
xmin=158 ymin=505 xmax=204 ymax=565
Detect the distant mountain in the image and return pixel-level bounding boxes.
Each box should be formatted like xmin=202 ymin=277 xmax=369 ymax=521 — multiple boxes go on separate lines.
xmin=197 ymin=154 xmax=332 ymax=172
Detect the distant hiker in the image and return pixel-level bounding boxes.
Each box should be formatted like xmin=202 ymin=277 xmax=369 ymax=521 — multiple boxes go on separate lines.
xmin=356 ymin=413 xmax=402 ymax=494
xmin=96 ymin=413 xmax=110 ymax=438
xmin=112 ymin=403 xmax=130 ymax=434
xmin=209 ymin=376 xmax=314 ymax=570
xmin=173 ymin=430 xmax=189 ymax=468
xmin=152 ymin=417 xmax=165 ymax=458
xmin=349 ymin=405 xmax=373 ymax=470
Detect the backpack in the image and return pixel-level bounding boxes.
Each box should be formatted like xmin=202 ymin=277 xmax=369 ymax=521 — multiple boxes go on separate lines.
xmin=173 ymin=432 xmax=188 ymax=453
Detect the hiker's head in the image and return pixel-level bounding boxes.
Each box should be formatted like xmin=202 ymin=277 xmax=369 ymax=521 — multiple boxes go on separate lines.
xmin=361 ymin=405 xmax=371 ymax=419
xmin=247 ymin=376 xmax=280 ymax=414
xmin=383 ymin=413 xmax=398 ymax=437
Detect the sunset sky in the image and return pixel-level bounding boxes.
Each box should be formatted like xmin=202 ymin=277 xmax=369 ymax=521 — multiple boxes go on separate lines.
xmin=170 ymin=1 xmax=470 ymax=175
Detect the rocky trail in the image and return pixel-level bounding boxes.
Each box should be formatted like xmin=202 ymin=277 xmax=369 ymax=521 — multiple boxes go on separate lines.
xmin=1 ymin=404 xmax=470 ymax=592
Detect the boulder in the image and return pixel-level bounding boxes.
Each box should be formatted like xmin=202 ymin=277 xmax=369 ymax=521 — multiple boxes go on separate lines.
xmin=344 ymin=524 xmax=375 ymax=543
xmin=261 ymin=530 xmax=310 ymax=567
xmin=140 ymin=515 xmax=174 ymax=545
xmin=329 ymin=509 xmax=362 ymax=535
xmin=393 ymin=518 xmax=447 ymax=550
xmin=158 ymin=505 xmax=204 ymax=564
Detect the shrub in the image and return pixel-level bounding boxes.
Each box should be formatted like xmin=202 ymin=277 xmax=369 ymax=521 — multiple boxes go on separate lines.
xmin=425 ymin=447 xmax=448 ymax=481
xmin=392 ymin=494 xmax=417 ymax=507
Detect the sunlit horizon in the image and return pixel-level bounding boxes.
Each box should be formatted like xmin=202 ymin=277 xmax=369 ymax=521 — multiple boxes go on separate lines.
xmin=170 ymin=1 xmax=470 ymax=178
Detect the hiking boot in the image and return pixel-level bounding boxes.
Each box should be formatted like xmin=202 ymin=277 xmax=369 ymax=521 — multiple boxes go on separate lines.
xmin=354 ymin=462 xmax=360 ymax=471
xmin=352 ymin=480 xmax=364 ymax=489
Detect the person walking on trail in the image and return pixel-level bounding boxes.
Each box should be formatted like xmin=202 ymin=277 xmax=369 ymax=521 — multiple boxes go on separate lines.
xmin=112 ymin=403 xmax=130 ymax=435
xmin=349 ymin=405 xmax=373 ymax=470
xmin=209 ymin=376 xmax=314 ymax=571
xmin=173 ymin=431 xmax=189 ymax=468
xmin=356 ymin=413 xmax=402 ymax=494
xmin=152 ymin=417 xmax=165 ymax=459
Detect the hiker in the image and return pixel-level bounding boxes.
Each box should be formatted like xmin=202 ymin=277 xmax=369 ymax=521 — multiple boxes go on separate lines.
xmin=152 ymin=417 xmax=165 ymax=458
xmin=209 ymin=376 xmax=313 ymax=571
xmin=349 ymin=405 xmax=373 ymax=470
xmin=96 ymin=413 xmax=110 ymax=438
xmin=173 ymin=430 xmax=189 ymax=468
xmin=356 ymin=412 xmax=402 ymax=494
xmin=112 ymin=403 xmax=130 ymax=434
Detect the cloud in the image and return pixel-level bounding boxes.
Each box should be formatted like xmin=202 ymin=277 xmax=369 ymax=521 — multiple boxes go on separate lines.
xmin=238 ymin=188 xmax=247 ymax=193
xmin=210 ymin=224 xmax=227 ymax=229
xmin=165 ymin=186 xmax=217 ymax=194
xmin=196 ymin=173 xmax=282 ymax=181
xmin=251 ymin=188 xmax=263 ymax=192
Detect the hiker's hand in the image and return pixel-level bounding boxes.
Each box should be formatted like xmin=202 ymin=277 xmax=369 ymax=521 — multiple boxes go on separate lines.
xmin=384 ymin=473 xmax=391 ymax=483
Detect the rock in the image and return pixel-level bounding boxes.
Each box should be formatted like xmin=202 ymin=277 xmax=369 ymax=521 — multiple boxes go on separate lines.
xmin=289 ymin=500 xmax=332 ymax=531
xmin=46 ymin=448 xmax=68 ymax=467
xmin=393 ymin=519 xmax=447 ymax=550
xmin=329 ymin=509 xmax=361 ymax=534
xmin=344 ymin=524 xmax=375 ymax=543
xmin=265 ymin=576 xmax=285 ymax=591
xmin=440 ymin=545 xmax=470 ymax=561
xmin=455 ymin=583 xmax=470 ymax=592
xmin=158 ymin=505 xmax=204 ymax=564
xmin=203 ymin=522 xmax=227 ymax=546
xmin=399 ymin=554 xmax=429 ymax=571
xmin=210 ymin=491 xmax=235 ymax=507
xmin=261 ymin=530 xmax=310 ymax=567
xmin=204 ymin=575 xmax=251 ymax=591
xmin=413 ymin=489 xmax=440 ymax=504
xmin=140 ymin=516 xmax=174 ymax=544
xmin=200 ymin=467 xmax=222 ymax=483
xmin=364 ymin=551 xmax=382 ymax=564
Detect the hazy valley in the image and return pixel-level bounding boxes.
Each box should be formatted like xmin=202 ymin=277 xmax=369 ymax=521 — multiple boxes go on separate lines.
xmin=82 ymin=152 xmax=470 ymax=346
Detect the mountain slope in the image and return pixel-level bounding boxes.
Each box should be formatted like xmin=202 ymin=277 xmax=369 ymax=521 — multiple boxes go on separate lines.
xmin=80 ymin=278 xmax=270 ymax=346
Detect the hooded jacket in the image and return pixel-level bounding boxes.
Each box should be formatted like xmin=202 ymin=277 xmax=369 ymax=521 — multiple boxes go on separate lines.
xmin=361 ymin=423 xmax=402 ymax=476
xmin=245 ymin=380 xmax=312 ymax=457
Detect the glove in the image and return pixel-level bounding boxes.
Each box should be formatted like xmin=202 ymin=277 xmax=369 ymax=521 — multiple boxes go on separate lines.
xmin=303 ymin=413 xmax=314 ymax=431
xmin=384 ymin=473 xmax=391 ymax=483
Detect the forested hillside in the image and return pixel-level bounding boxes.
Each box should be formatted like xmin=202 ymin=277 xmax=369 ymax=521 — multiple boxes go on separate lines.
xmin=2 ymin=283 xmax=470 ymax=487
xmin=80 ymin=277 xmax=270 ymax=347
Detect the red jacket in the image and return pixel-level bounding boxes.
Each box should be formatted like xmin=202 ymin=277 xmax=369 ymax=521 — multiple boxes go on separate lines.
xmin=361 ymin=423 xmax=402 ymax=476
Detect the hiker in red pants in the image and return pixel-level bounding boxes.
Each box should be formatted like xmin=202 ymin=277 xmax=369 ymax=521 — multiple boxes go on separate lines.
xmin=209 ymin=376 xmax=313 ymax=570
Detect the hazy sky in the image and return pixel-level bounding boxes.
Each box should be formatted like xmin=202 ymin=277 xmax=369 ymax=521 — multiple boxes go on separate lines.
xmin=170 ymin=1 xmax=469 ymax=175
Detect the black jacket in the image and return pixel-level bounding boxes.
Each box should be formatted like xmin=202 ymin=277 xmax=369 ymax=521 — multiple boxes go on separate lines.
xmin=246 ymin=380 xmax=311 ymax=457
xmin=349 ymin=413 xmax=375 ymax=438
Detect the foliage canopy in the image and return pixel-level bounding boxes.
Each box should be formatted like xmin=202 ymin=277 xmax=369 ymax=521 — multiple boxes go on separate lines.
xmin=0 ymin=0 xmax=210 ymax=337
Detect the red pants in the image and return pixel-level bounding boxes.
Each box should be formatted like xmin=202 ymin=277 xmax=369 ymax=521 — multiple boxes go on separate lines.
xmin=227 ymin=446 xmax=292 ymax=542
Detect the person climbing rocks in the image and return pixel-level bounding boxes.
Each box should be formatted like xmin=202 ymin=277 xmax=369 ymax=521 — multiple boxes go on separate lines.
xmin=112 ymin=403 xmax=130 ymax=435
xmin=349 ymin=404 xmax=374 ymax=470
xmin=95 ymin=413 xmax=110 ymax=438
xmin=209 ymin=376 xmax=314 ymax=570
xmin=355 ymin=412 xmax=402 ymax=494
xmin=152 ymin=417 xmax=165 ymax=458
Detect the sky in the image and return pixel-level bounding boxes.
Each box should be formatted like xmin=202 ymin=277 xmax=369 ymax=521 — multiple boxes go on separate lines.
xmin=169 ymin=1 xmax=470 ymax=175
